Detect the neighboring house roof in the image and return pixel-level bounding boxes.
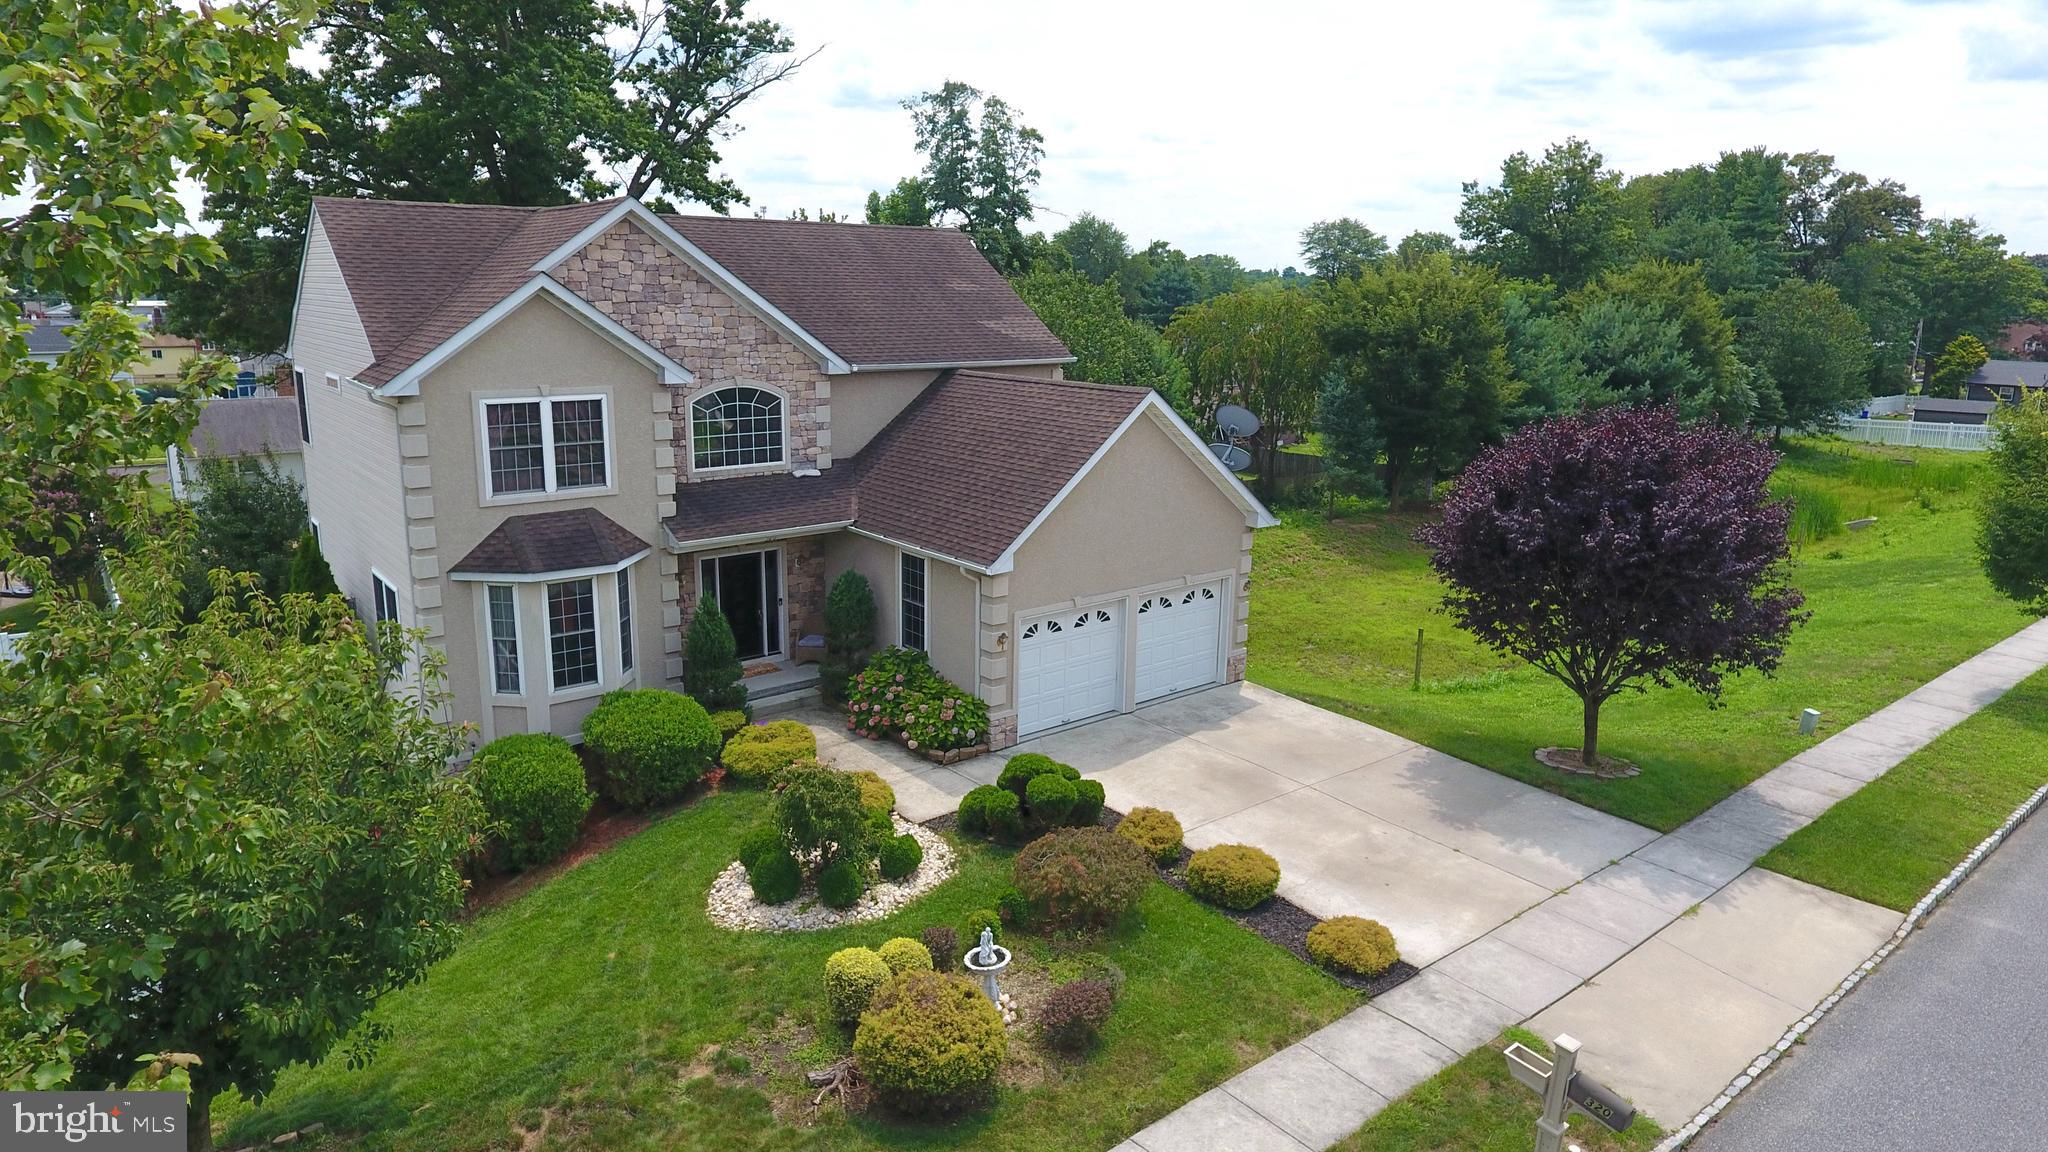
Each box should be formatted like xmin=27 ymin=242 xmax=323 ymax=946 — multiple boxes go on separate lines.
xmin=1913 ymin=397 xmax=1999 ymax=415
xmin=450 ymin=507 xmax=652 ymax=578
xmin=180 ymin=396 xmax=302 ymax=459
xmin=664 ymin=371 xmax=1274 ymax=570
xmin=1969 ymin=359 xmax=2048 ymax=391
xmin=310 ymin=196 xmax=1069 ymax=390
xmin=25 ymin=322 xmax=70 ymax=357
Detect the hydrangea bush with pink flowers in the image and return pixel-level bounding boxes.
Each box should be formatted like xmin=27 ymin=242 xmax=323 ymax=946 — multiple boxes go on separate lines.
xmin=844 ymin=646 xmax=991 ymax=752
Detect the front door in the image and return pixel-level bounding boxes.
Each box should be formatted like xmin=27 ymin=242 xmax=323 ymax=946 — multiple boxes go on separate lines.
xmin=699 ymin=549 xmax=782 ymax=661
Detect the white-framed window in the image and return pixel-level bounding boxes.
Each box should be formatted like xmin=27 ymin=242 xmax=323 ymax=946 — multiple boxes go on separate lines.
xmin=547 ymin=577 xmax=600 ymax=691
xmin=149 ymin=348 xmax=164 ymax=360
xmin=371 ymin=570 xmax=400 ymax=626
xmin=487 ymin=583 xmax=522 ymax=695
xmin=480 ymin=395 xmax=611 ymax=499
xmin=616 ymin=571 xmax=634 ymax=675
xmin=293 ymin=368 xmax=310 ymax=443
xmin=690 ymin=385 xmax=784 ymax=471
xmin=900 ymin=552 xmax=927 ymax=652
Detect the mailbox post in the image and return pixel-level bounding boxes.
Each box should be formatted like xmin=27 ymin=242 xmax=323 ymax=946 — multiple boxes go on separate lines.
xmin=1504 ymin=1034 xmax=1636 ymax=1152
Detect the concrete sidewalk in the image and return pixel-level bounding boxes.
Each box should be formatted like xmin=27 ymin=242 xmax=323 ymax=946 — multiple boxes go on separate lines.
xmin=1117 ymin=616 xmax=2048 ymax=1152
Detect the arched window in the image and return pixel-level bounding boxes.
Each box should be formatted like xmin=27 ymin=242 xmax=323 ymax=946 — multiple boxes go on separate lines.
xmin=691 ymin=386 xmax=784 ymax=470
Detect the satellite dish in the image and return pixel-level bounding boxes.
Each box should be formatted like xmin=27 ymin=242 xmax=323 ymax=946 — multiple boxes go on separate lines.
xmin=1216 ymin=404 xmax=1262 ymax=440
xmin=1209 ymin=443 xmax=1253 ymax=472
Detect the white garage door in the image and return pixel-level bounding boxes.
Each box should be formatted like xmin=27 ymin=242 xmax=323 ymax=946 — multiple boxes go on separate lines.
xmin=1017 ymin=604 xmax=1123 ymax=736
xmin=1135 ymin=583 xmax=1225 ymax=703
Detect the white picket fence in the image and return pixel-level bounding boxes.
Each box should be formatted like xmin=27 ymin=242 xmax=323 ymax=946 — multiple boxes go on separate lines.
xmin=1855 ymin=394 xmax=1912 ymax=417
xmin=0 ymin=631 xmax=23 ymax=665
xmin=1832 ymin=416 xmax=1993 ymax=451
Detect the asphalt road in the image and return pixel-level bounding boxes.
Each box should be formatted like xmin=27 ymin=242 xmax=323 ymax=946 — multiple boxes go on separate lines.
xmin=1692 ymin=804 xmax=2048 ymax=1152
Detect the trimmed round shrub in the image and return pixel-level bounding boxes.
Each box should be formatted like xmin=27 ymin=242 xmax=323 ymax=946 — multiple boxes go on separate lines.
xmin=983 ymin=788 xmax=1024 ymax=842
xmin=921 ymin=924 xmax=958 ymax=969
xmin=997 ymin=752 xmax=1078 ymax=799
xmin=956 ymin=785 xmax=1001 ymax=835
xmin=853 ymin=971 xmax=1007 ymax=1114
xmin=817 ymin=856 xmax=866 ymax=909
xmin=1116 ymin=806 xmax=1183 ymax=865
xmin=582 ymin=689 xmax=721 ymax=808
xmin=878 ymin=833 xmax=923 ymax=881
xmin=1012 ymin=827 xmax=1153 ymax=931
xmin=737 ymin=821 xmax=784 ymax=870
xmin=721 ymin=719 xmax=818 ymax=786
xmin=777 ymin=764 xmax=869 ymax=866
xmin=1037 ymin=979 xmax=1114 ymax=1052
xmin=1306 ymin=916 xmax=1401 ymax=977
xmin=996 ymin=887 xmax=1030 ymax=930
xmin=825 ymin=947 xmax=891 ymax=1024
xmin=961 ymin=908 xmax=1001 ymax=946
xmin=864 ymin=805 xmax=895 ymax=846
xmin=1185 ymin=843 xmax=1281 ymax=910
xmin=710 ymin=709 xmax=750 ymax=745
xmin=747 ymin=849 xmax=802 ymax=905
xmin=1025 ymin=771 xmax=1077 ymax=826
xmin=849 ymin=769 xmax=896 ymax=817
xmin=1070 ymin=779 xmax=1106 ymax=826
xmin=878 ymin=936 xmax=933 ymax=975
xmin=470 ymin=733 xmax=591 ymax=871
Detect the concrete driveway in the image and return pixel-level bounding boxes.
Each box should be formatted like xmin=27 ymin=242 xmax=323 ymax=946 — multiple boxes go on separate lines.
xmin=1012 ymin=683 xmax=1661 ymax=966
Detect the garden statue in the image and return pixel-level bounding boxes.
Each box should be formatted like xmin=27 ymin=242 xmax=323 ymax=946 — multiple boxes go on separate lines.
xmin=962 ymin=925 xmax=1011 ymax=1004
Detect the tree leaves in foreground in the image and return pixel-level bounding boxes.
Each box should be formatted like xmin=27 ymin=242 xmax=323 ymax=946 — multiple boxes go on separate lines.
xmin=1420 ymin=407 xmax=1807 ymax=766
xmin=1980 ymin=392 xmax=2048 ymax=615
xmin=1 ymin=539 xmax=482 ymax=1147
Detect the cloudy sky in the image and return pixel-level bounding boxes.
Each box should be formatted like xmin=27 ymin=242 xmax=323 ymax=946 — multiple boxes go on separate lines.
xmin=691 ymin=0 xmax=2048 ymax=269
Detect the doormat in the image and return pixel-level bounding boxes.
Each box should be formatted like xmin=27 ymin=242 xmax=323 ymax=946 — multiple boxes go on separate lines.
xmin=741 ymin=662 xmax=782 ymax=678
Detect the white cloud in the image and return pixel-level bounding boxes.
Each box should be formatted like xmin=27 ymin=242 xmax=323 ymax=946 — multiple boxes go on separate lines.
xmin=703 ymin=0 xmax=2048 ymax=265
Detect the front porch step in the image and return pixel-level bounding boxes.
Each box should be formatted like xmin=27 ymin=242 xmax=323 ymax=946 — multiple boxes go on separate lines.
xmin=746 ymin=661 xmax=821 ymax=716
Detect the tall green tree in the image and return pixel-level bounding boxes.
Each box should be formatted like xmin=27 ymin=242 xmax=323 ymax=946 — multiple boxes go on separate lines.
xmin=1165 ymin=287 xmax=1328 ymax=498
xmin=181 ymin=454 xmax=310 ymax=614
xmin=1568 ymin=259 xmax=1755 ymax=423
xmin=1979 ymin=392 xmax=2048 ymax=614
xmin=1738 ymin=279 xmax=1872 ymax=432
xmin=1299 ymin=217 xmax=1388 ymax=283
xmin=1052 ymin=213 xmax=1132 ymax=286
xmin=1394 ymin=230 xmax=1461 ymax=266
xmin=1011 ymin=270 xmax=1190 ymax=411
xmin=167 ymin=0 xmax=807 ymax=354
xmin=1909 ymin=218 xmax=2043 ymax=356
xmin=877 ymin=80 xmax=1045 ymax=275
xmin=1457 ymin=137 xmax=1628 ymax=289
xmin=1320 ymin=256 xmax=1514 ymax=508
xmin=1928 ymin=333 xmax=1990 ymax=399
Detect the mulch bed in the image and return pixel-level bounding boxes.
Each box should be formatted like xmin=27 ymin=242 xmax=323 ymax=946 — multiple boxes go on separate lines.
xmin=926 ymin=806 xmax=1417 ymax=998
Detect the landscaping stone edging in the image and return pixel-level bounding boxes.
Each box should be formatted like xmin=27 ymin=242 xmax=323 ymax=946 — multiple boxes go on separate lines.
xmin=1655 ymin=779 xmax=2048 ymax=1150
xmin=704 ymin=817 xmax=957 ymax=932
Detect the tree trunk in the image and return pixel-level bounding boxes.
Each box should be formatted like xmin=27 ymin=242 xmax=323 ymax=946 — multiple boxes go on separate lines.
xmin=187 ymin=1089 xmax=212 ymax=1152
xmin=1581 ymin=694 xmax=1602 ymax=766
xmin=1383 ymin=458 xmax=1406 ymax=513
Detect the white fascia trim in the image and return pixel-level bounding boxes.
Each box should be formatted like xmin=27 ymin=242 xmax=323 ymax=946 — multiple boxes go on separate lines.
xmin=373 ymin=277 xmax=695 ymax=398
xmin=282 ymin=204 xmax=320 ymax=362
xmin=660 ymin=520 xmax=853 ymax=554
xmin=448 ymin=547 xmax=651 ymax=584
xmin=847 ymin=356 xmax=1077 ymax=373
xmin=983 ymin=393 xmax=1276 ymax=576
xmin=845 ymin=526 xmax=990 ymax=576
xmin=528 ymin=200 xmax=854 ymax=376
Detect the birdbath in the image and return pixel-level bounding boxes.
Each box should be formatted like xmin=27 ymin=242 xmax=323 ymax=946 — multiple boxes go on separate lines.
xmin=961 ymin=926 xmax=1011 ymax=1004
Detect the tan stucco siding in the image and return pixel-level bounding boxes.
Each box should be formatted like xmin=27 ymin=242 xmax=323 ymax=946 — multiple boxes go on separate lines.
xmin=830 ymin=369 xmax=939 ymax=458
xmin=1004 ymin=414 xmax=1245 ymax=615
xmin=293 ymin=212 xmax=410 ymax=635
xmin=417 ymin=294 xmax=675 ymax=743
xmin=818 ymin=531 xmax=977 ymax=690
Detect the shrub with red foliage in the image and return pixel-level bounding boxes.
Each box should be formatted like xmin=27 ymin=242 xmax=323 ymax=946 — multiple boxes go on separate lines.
xmin=1418 ymin=406 xmax=1807 ymax=764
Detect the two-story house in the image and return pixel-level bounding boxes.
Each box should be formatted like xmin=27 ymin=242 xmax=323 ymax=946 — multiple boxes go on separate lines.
xmin=288 ymin=196 xmax=1273 ymax=754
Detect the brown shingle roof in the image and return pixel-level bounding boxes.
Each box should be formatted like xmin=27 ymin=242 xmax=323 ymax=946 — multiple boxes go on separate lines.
xmin=182 ymin=396 xmax=302 ymax=459
xmin=310 ymin=197 xmax=1070 ymax=387
xmin=667 ymin=216 xmax=1071 ymax=368
xmin=451 ymin=507 xmax=651 ymax=576
xmin=665 ymin=372 xmax=1150 ymax=567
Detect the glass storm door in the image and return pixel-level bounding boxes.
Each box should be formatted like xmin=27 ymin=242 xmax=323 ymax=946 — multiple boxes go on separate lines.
xmin=699 ymin=549 xmax=781 ymax=661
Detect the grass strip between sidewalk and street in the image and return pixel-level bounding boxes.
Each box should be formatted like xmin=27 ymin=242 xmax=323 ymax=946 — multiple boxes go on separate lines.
xmin=1760 ymin=667 xmax=2048 ymax=911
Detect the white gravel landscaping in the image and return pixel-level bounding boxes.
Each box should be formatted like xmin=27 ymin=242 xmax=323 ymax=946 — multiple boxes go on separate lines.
xmin=705 ymin=816 xmax=957 ymax=932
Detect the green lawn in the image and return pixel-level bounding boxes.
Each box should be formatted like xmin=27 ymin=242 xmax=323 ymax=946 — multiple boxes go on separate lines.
xmin=220 ymin=791 xmax=1356 ymax=1151
xmin=1250 ymin=439 xmax=2033 ymax=831
xmin=1760 ymin=668 xmax=2048 ymax=910
xmin=0 ymin=600 xmax=41 ymax=632
xmin=1333 ymin=1029 xmax=1662 ymax=1152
